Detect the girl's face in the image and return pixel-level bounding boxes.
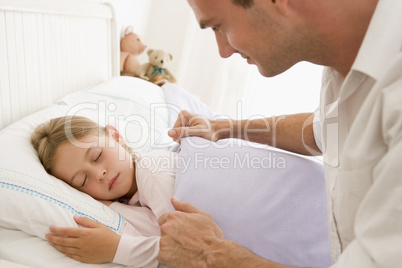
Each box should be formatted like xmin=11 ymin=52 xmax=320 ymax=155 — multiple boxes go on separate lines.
xmin=51 ymin=131 xmax=136 ymax=201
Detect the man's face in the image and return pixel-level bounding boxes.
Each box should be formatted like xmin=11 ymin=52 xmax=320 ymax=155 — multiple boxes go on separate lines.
xmin=187 ymin=0 xmax=303 ymax=77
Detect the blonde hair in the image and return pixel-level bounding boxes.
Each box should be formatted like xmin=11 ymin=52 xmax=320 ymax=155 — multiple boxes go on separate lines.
xmin=31 ymin=116 xmax=131 ymax=174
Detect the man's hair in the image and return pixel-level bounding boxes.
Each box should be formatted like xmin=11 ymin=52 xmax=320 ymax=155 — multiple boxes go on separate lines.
xmin=232 ymin=0 xmax=254 ymax=8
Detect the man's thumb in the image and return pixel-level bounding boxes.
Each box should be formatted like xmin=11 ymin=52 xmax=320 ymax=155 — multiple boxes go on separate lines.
xmin=171 ymin=197 xmax=199 ymax=213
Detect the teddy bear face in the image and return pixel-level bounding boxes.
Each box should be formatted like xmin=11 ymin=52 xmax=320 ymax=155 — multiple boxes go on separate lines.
xmin=148 ymin=49 xmax=173 ymax=68
xmin=121 ymin=33 xmax=146 ymax=55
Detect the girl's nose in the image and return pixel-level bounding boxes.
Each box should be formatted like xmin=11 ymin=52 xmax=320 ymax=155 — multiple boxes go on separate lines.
xmin=97 ymin=169 xmax=107 ymax=182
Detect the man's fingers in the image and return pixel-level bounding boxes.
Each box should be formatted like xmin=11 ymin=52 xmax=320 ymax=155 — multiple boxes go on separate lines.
xmin=168 ymin=129 xmax=178 ymax=138
xmin=171 ymin=197 xmax=201 ymax=214
xmin=158 ymin=198 xmax=201 ymax=226
xmin=172 ymin=110 xmax=193 ymax=129
xmin=158 ymin=215 xmax=165 ymax=226
xmin=169 ymin=125 xmax=211 ymax=139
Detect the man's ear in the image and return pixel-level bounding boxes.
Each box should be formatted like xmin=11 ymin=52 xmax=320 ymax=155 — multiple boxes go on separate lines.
xmin=105 ymin=125 xmax=125 ymax=145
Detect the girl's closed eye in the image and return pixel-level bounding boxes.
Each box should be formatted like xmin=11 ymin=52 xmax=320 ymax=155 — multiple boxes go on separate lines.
xmin=81 ymin=175 xmax=87 ymax=187
xmin=94 ymin=150 xmax=102 ymax=162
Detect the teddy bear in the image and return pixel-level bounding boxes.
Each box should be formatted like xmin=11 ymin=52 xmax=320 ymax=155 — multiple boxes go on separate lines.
xmin=136 ymin=49 xmax=177 ymax=86
xmin=120 ymin=26 xmax=147 ymax=76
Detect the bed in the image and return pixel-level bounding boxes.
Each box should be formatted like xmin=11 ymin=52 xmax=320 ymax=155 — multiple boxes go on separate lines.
xmin=0 ymin=0 xmax=331 ymax=267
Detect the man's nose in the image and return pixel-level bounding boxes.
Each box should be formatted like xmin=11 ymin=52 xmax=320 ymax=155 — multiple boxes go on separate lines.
xmin=215 ymin=32 xmax=236 ymax=58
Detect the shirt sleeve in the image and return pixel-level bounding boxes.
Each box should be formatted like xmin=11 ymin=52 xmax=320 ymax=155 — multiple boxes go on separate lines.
xmin=313 ymin=107 xmax=323 ymax=153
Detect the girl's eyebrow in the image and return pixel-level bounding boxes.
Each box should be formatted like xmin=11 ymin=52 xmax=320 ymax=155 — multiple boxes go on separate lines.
xmin=70 ymin=147 xmax=93 ymax=183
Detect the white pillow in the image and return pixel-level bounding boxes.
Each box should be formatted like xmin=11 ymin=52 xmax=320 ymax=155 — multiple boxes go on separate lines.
xmin=174 ymin=137 xmax=331 ymax=268
xmin=56 ymin=76 xmax=173 ymax=153
xmin=0 ymin=105 xmax=129 ymax=268
xmin=0 ymin=77 xmax=173 ymax=267
xmin=0 ymin=105 xmax=126 ymax=239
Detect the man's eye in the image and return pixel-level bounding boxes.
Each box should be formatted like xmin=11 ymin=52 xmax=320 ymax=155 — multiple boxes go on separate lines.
xmin=212 ymin=24 xmax=222 ymax=32
xmin=94 ymin=151 xmax=102 ymax=162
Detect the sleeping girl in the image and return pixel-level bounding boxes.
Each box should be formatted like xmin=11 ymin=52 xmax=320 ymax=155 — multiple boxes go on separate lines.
xmin=30 ymin=115 xmax=177 ymax=268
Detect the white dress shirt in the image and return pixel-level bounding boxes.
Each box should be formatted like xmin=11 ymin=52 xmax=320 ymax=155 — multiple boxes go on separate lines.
xmin=313 ymin=0 xmax=402 ymax=266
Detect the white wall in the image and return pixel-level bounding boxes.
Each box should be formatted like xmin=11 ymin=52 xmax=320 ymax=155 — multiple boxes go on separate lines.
xmin=106 ymin=0 xmax=323 ymax=118
xmin=106 ymin=0 xmax=153 ymax=37
xmin=106 ymin=0 xmax=193 ymax=77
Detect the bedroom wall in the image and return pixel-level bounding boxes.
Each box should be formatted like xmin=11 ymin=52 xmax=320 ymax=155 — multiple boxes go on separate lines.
xmin=105 ymin=0 xmax=222 ymax=110
xmin=105 ymin=0 xmax=323 ymax=118
xmin=106 ymin=0 xmax=193 ymax=82
xmin=105 ymin=0 xmax=241 ymax=114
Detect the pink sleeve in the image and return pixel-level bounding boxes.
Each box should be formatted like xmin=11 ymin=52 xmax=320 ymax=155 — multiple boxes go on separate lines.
xmin=113 ymin=231 xmax=160 ymax=268
xmin=142 ymin=171 xmax=175 ymax=220
xmin=109 ymin=202 xmax=161 ymax=267
xmin=110 ymin=202 xmax=161 ymax=236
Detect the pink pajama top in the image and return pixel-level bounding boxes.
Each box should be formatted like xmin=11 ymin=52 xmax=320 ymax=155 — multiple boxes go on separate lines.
xmin=110 ymin=150 xmax=177 ymax=268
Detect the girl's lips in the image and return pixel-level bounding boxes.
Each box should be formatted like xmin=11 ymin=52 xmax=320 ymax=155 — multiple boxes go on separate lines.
xmin=108 ymin=174 xmax=119 ymax=190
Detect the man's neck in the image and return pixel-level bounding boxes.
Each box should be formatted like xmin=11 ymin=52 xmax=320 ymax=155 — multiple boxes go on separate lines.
xmin=305 ymin=0 xmax=379 ymax=77
xmin=330 ymin=0 xmax=378 ymax=77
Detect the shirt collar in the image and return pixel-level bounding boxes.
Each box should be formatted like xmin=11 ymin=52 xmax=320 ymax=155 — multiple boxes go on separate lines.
xmin=351 ymin=0 xmax=402 ymax=81
xmin=339 ymin=0 xmax=402 ymax=101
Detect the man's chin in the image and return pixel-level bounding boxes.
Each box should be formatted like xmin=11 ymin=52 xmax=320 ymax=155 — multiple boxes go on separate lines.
xmin=257 ymin=64 xmax=289 ymax=78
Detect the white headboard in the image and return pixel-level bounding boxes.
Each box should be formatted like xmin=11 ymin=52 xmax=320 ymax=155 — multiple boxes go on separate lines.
xmin=0 ymin=0 xmax=119 ymax=130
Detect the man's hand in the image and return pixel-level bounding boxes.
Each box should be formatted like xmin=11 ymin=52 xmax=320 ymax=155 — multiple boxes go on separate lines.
xmin=158 ymin=197 xmax=225 ymax=267
xmin=158 ymin=198 xmax=289 ymax=268
xmin=168 ymin=110 xmax=222 ymax=143
xmin=46 ymin=216 xmax=120 ymax=263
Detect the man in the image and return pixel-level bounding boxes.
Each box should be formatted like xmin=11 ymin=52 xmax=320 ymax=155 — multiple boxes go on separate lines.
xmin=158 ymin=0 xmax=402 ymax=267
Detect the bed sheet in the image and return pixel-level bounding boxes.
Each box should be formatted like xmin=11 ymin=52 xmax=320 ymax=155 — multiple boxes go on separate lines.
xmin=175 ymin=137 xmax=331 ymax=267
xmin=0 ymin=227 xmax=124 ymax=268
xmin=0 ymin=76 xmax=330 ymax=268
xmin=0 ymin=259 xmax=31 ymax=268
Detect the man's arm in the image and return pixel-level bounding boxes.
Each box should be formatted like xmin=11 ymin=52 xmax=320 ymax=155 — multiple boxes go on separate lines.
xmin=168 ymin=111 xmax=321 ymax=156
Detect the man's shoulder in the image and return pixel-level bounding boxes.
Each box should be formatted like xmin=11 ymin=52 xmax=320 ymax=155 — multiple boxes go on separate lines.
xmin=378 ymin=52 xmax=402 ymax=90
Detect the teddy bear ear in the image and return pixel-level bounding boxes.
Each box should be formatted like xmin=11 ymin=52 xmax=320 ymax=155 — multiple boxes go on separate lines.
xmin=147 ymin=49 xmax=154 ymax=56
xmin=124 ymin=26 xmax=134 ymax=36
xmin=169 ymin=53 xmax=173 ymax=60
